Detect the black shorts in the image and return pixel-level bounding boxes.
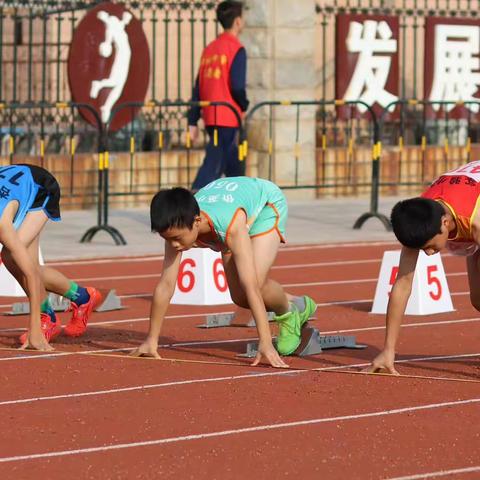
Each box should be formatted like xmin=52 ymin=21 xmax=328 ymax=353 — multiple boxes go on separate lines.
xmin=22 ymin=164 xmax=61 ymax=221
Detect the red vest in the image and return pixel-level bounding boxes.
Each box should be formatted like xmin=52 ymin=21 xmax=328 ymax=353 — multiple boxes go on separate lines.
xmin=198 ymin=32 xmax=243 ymax=127
xmin=421 ymin=161 xmax=480 ymax=255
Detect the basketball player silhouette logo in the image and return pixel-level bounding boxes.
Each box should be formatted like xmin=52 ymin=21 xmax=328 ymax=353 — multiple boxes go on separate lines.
xmin=68 ymin=2 xmax=149 ymax=131
xmin=90 ymin=11 xmax=132 ymax=124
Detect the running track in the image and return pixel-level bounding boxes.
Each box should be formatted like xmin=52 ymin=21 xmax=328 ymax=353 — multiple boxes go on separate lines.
xmin=0 ymin=242 xmax=479 ymax=479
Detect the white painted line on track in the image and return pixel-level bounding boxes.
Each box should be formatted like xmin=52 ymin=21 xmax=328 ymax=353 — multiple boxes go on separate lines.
xmin=386 ymin=465 xmax=480 ymax=480
xmin=0 ymin=397 xmax=478 ymax=463
xmin=0 ymin=309 xmax=479 ymax=341
xmin=1 ymin=287 xmax=471 ymax=311
xmin=42 ymin=241 xmax=399 ymax=267
xmin=0 ymin=351 xmax=479 ymax=406
xmin=69 ymin=270 xmax=466 ymax=286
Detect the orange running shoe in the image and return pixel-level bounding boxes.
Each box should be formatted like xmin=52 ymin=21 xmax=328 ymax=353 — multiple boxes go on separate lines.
xmin=19 ymin=313 xmax=62 ymax=345
xmin=64 ymin=287 xmax=102 ymax=337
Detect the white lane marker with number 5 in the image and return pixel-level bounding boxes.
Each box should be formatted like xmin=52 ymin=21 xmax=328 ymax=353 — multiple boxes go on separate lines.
xmin=371 ymin=250 xmax=454 ymax=315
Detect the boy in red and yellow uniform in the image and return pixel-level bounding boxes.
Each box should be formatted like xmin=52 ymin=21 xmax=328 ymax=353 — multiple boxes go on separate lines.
xmin=187 ymin=1 xmax=249 ymax=190
xmin=366 ymin=160 xmax=480 ymax=374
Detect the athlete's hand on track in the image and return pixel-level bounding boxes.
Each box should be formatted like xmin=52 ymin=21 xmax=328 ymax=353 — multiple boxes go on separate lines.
xmin=130 ymin=339 xmax=161 ymax=359
xmin=362 ymin=349 xmax=399 ymax=375
xmin=20 ymin=331 xmax=53 ymax=352
xmin=252 ymin=341 xmax=289 ymax=368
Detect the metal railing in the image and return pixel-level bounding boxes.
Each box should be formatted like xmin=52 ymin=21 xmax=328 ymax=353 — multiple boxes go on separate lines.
xmin=0 ymin=0 xmax=220 ymax=137
xmin=3 ymin=97 xmax=480 ymax=241
xmin=245 ymin=99 xmax=390 ymax=230
xmin=80 ymin=99 xmax=244 ymax=245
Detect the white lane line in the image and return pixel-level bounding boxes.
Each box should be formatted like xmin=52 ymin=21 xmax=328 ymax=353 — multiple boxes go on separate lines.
xmin=43 ymin=241 xmax=399 ymax=267
xmin=386 ymin=465 xmax=480 ymax=480
xmin=1 ymin=287 xmax=471 ymax=312
xmin=0 ymin=397 xmax=478 ymax=463
xmin=1 ymin=313 xmax=479 ymax=350
xmin=69 ymin=270 xmax=466 ymax=286
xmin=0 ymin=351 xmax=479 ymax=407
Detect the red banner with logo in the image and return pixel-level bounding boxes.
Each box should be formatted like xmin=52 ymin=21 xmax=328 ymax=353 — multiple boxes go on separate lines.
xmin=68 ymin=2 xmax=150 ymax=131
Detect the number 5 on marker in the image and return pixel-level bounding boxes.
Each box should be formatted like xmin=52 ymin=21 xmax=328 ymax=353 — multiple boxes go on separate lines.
xmin=427 ymin=265 xmax=442 ymax=300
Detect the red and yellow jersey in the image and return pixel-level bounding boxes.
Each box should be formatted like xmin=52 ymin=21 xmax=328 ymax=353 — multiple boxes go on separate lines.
xmin=422 ymin=161 xmax=480 ymax=255
xmin=198 ymin=32 xmax=243 ymax=127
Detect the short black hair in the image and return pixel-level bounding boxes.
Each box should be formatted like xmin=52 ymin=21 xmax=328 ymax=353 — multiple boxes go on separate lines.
xmin=150 ymin=188 xmax=200 ymax=233
xmin=216 ymin=1 xmax=243 ymax=29
xmin=390 ymin=197 xmax=445 ymax=249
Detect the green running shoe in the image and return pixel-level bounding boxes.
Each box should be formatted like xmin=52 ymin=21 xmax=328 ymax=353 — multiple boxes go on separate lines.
xmin=275 ymin=305 xmax=303 ymax=356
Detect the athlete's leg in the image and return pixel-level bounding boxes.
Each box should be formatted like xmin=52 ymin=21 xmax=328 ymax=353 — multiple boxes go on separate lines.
xmin=3 ymin=210 xmax=71 ymax=295
xmin=222 ymin=230 xmax=289 ymax=315
xmin=467 ymin=250 xmax=480 ymax=311
xmin=1 ymin=210 xmax=49 ymax=295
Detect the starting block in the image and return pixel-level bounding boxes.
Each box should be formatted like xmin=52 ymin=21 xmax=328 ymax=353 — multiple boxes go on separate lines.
xmin=197 ymin=298 xmax=318 ymax=328
xmin=238 ymin=327 xmax=366 ymax=358
xmin=197 ymin=311 xmax=275 ymax=328
xmin=4 ymin=289 xmax=124 ymax=315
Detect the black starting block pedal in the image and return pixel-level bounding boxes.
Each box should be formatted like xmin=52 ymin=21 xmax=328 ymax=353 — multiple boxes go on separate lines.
xmin=238 ymin=327 xmax=366 ymax=358
xmin=4 ymin=289 xmax=124 ymax=315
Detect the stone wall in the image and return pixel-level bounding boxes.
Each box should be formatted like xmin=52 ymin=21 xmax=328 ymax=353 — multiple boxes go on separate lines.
xmin=242 ymin=0 xmax=317 ymax=199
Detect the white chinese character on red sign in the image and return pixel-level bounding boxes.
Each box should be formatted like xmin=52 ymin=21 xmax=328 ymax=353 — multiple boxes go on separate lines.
xmin=344 ymin=20 xmax=398 ymax=112
xmin=429 ymin=25 xmax=480 ymax=112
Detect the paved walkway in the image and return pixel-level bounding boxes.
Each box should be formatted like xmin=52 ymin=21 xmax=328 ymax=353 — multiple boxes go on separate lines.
xmin=42 ymin=196 xmax=400 ymax=261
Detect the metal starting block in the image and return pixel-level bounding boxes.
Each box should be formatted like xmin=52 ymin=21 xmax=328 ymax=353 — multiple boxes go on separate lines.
xmin=4 ymin=289 xmax=124 ymax=315
xmin=197 ymin=311 xmax=275 ymax=328
xmin=95 ymin=289 xmax=124 ymax=312
xmin=238 ymin=327 xmax=366 ymax=358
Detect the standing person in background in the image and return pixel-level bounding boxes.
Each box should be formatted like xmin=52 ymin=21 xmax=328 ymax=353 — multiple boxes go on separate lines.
xmin=188 ymin=1 xmax=249 ymax=191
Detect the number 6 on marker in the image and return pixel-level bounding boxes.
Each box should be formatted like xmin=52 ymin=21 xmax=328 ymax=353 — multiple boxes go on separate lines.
xmin=177 ymin=258 xmax=196 ymax=292
xmin=212 ymin=258 xmax=228 ymax=292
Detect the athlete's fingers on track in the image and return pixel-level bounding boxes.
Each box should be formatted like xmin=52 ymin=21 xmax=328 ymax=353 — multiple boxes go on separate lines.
xmin=19 ymin=342 xmax=54 ymax=352
xmin=129 ymin=349 xmax=161 ymax=359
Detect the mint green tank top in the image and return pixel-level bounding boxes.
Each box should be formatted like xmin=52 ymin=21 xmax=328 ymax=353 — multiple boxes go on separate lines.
xmin=194 ymin=177 xmax=282 ymax=252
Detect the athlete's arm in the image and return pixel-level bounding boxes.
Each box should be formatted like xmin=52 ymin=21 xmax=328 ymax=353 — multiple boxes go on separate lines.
xmin=364 ymin=247 xmax=419 ymax=374
xmin=0 ymin=204 xmax=49 ymax=350
xmin=131 ymin=242 xmax=182 ymax=358
xmin=227 ymin=211 xmax=288 ymax=368
xmin=470 ymin=211 xmax=480 ymax=246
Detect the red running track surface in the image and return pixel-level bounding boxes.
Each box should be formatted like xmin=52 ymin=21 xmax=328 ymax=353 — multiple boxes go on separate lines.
xmin=0 ymin=242 xmax=479 ymax=480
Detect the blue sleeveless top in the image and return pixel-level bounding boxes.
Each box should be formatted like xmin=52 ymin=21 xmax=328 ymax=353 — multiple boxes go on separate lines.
xmin=0 ymin=165 xmax=39 ymax=229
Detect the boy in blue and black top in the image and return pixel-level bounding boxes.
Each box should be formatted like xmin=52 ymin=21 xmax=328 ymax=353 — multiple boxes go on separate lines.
xmin=0 ymin=164 xmax=102 ymax=350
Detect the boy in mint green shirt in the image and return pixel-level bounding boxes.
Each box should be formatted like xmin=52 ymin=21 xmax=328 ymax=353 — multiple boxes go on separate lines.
xmin=133 ymin=177 xmax=317 ymax=368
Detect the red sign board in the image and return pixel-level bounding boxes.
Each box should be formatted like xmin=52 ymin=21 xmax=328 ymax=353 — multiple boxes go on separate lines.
xmin=336 ymin=14 xmax=399 ymax=120
xmin=68 ymin=2 xmax=150 ymax=131
xmin=424 ymin=17 xmax=480 ymax=119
